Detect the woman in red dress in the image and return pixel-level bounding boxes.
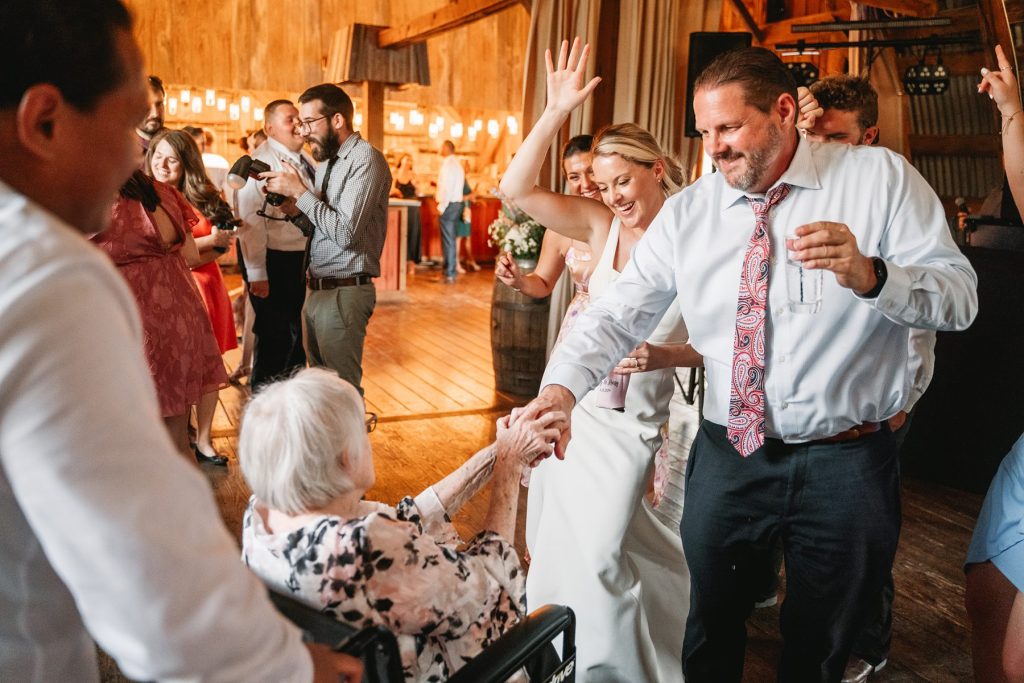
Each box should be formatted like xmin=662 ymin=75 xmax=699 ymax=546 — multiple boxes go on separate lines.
xmin=147 ymin=130 xmax=238 ymax=465
xmin=91 ymin=171 xmax=228 ymax=465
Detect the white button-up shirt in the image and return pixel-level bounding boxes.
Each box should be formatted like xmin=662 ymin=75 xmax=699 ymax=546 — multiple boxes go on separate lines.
xmin=436 ymin=154 xmax=465 ymax=212
xmin=237 ymin=137 xmax=316 ymax=281
xmin=543 ymin=139 xmax=978 ymax=442
xmin=0 ymin=181 xmax=311 ymax=682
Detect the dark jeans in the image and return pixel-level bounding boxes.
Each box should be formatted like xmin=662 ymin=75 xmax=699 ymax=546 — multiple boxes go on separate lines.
xmin=407 ymin=205 xmax=422 ymax=263
xmin=250 ymin=249 xmax=307 ymax=390
xmin=850 ymin=409 xmax=914 ymax=665
xmin=681 ymin=421 xmax=902 ymax=683
xmin=439 ymin=202 xmax=461 ymax=278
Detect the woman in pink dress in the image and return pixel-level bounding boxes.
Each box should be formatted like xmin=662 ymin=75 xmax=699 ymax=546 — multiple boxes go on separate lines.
xmin=147 ymin=130 xmax=238 ymax=464
xmin=91 ymin=171 xmax=228 ymax=465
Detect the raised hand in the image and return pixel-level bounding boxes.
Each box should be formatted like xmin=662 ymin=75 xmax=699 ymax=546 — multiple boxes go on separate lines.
xmin=544 ymin=37 xmax=602 ymax=116
xmin=979 ymin=44 xmax=1022 ymax=117
xmin=796 ymin=86 xmax=824 ymax=131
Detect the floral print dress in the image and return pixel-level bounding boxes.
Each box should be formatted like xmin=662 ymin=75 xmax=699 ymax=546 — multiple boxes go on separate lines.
xmin=242 ymin=489 xmax=526 ymax=682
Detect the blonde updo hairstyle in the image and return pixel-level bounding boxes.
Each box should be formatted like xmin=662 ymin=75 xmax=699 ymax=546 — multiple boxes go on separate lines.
xmin=591 ymin=123 xmax=685 ymax=196
xmin=238 ymin=368 xmax=369 ymax=515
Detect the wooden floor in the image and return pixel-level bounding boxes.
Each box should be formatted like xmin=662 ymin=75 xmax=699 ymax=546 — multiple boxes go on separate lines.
xmin=105 ymin=266 xmax=983 ymax=682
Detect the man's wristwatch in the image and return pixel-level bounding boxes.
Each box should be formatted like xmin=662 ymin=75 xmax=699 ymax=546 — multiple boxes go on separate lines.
xmin=861 ymin=257 xmax=888 ymax=299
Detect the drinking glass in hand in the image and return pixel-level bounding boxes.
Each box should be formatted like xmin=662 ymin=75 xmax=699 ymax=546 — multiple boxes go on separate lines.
xmin=785 ymin=234 xmax=822 ymax=314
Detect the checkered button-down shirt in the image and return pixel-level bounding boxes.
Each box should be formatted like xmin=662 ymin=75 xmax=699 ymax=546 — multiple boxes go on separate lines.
xmin=295 ymin=132 xmax=391 ymax=278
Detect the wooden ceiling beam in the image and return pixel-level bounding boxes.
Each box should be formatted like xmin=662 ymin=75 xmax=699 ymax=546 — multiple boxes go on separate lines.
xmin=761 ymin=11 xmax=847 ymax=46
xmin=857 ymin=0 xmax=938 ymax=18
xmin=726 ymin=0 xmax=765 ymax=42
xmin=378 ymin=0 xmax=520 ymax=49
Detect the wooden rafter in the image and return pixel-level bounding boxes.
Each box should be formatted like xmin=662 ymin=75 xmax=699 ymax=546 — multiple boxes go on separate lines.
xmin=378 ymin=0 xmax=520 ymax=49
xmin=857 ymin=0 xmax=938 ymax=17
xmin=726 ymin=0 xmax=765 ymax=42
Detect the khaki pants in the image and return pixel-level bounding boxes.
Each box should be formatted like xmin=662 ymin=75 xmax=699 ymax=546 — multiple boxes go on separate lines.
xmin=303 ymin=284 xmax=376 ymax=395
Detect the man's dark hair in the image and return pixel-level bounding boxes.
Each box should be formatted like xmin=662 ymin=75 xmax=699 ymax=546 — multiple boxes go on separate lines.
xmin=1 ymin=0 xmax=132 ymax=110
xmin=562 ymin=134 xmax=593 ymax=162
xmin=264 ymin=99 xmax=294 ymax=122
xmin=694 ymin=47 xmax=799 ymax=116
xmin=298 ymin=84 xmax=354 ymax=130
xmin=182 ymin=125 xmax=204 ymax=139
xmin=147 ymin=75 xmax=165 ymax=97
xmin=809 ymin=75 xmax=878 ymax=131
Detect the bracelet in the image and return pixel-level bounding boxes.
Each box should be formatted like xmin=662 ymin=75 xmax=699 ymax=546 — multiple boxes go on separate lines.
xmin=1002 ymin=109 xmax=1023 ymax=135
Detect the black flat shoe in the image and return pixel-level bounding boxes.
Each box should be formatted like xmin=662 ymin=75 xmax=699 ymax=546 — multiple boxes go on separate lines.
xmin=194 ymin=447 xmax=228 ymax=467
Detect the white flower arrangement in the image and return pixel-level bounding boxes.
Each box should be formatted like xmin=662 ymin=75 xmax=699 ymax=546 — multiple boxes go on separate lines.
xmin=487 ymin=190 xmax=545 ymax=260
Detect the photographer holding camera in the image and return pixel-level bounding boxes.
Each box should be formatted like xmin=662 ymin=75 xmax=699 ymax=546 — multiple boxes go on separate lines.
xmin=237 ymin=99 xmax=317 ymax=390
xmin=263 ymin=84 xmax=391 ymax=397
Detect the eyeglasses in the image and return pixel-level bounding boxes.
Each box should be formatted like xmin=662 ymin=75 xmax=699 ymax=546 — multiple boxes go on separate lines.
xmin=365 ymin=412 xmax=378 ymax=434
xmin=297 ymin=115 xmax=328 ymax=133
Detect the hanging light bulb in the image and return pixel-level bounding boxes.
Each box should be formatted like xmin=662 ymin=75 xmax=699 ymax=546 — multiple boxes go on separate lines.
xmin=428 ymin=123 xmax=439 ymax=139
xmin=434 ymin=116 xmax=445 ymax=129
xmin=240 ymin=96 xmax=251 ymax=112
xmin=191 ymin=96 xmax=202 ymax=113
xmin=468 ymin=126 xmax=478 ymax=142
xmin=217 ymin=97 xmax=227 ymax=111
xmin=354 ymin=112 xmax=363 ymax=127
xmin=253 ymin=107 xmax=264 ymax=122
xmin=229 ymin=103 xmax=240 ymax=121
xmin=180 ymin=89 xmax=190 ymax=104
xmin=451 ymin=122 xmax=464 ymax=138
xmin=205 ymin=89 xmax=216 ymax=106
xmin=506 ymin=116 xmax=519 ymax=135
xmin=473 ymin=119 xmax=483 ymax=131
xmin=394 ymin=114 xmax=405 ymax=131
xmin=167 ymin=97 xmax=178 ymax=115
xmin=409 ymin=109 xmax=424 ymax=125
xmin=487 ymin=119 xmax=500 ymax=138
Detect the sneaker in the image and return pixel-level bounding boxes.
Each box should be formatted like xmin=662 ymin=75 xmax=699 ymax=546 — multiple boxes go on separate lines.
xmin=841 ymin=656 xmax=887 ymax=683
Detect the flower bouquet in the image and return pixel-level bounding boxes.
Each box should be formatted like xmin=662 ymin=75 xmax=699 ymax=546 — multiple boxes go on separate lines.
xmin=487 ymin=190 xmax=545 ymax=270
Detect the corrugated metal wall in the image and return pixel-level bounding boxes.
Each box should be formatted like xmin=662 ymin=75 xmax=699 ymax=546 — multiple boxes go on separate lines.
xmin=909 ymin=75 xmax=1002 ymax=198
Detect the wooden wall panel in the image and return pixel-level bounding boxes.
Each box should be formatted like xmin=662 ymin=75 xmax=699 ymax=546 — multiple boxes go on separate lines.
xmin=126 ymin=0 xmax=528 ymax=111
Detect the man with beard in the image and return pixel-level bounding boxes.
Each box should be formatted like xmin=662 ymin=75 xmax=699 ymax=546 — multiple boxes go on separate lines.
xmin=264 ymin=83 xmax=390 ymax=396
xmin=525 ymin=47 xmax=977 ymax=681
xmin=0 ymin=1 xmax=361 ymax=680
xmin=135 ymin=74 xmax=165 ymax=152
xmin=237 ymin=99 xmax=317 ymax=389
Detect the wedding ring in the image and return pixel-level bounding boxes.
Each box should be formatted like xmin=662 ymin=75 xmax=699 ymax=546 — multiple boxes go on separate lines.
xmin=1002 ymin=66 xmax=1014 ymax=72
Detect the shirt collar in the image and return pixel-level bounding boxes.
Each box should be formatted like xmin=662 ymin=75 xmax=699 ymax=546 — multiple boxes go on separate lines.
xmin=267 ymin=137 xmax=302 ymax=164
xmin=719 ymin=135 xmax=821 ymax=211
xmin=335 ymin=131 xmax=362 ymax=162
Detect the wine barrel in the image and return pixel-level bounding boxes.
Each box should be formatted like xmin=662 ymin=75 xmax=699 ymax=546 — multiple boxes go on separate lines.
xmin=490 ymin=278 xmax=550 ymax=396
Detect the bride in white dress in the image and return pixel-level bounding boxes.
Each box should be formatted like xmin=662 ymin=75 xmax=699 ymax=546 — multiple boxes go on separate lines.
xmin=498 ymin=39 xmax=701 ymax=682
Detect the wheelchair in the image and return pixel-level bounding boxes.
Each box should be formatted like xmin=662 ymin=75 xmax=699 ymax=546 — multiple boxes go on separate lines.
xmin=268 ymin=587 xmax=576 ymax=683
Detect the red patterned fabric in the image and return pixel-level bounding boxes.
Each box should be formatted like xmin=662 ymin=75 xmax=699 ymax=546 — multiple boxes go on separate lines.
xmin=728 ymin=183 xmax=791 ymax=456
xmin=92 ymin=181 xmax=227 ymax=417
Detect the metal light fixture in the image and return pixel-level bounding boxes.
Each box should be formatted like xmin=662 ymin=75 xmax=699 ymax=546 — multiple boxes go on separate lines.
xmin=786 ymin=62 xmax=819 ymax=88
xmin=903 ymin=49 xmax=949 ymax=95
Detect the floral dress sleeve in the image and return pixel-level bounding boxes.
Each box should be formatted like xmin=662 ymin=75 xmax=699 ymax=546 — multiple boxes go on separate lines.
xmin=324 ymin=495 xmax=525 ymax=647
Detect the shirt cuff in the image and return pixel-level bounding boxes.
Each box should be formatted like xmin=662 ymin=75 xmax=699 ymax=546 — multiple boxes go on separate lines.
xmin=856 ymin=259 xmax=907 ymax=315
xmin=413 ymin=487 xmax=460 ymax=545
xmin=246 ymin=266 xmax=268 ymax=281
xmin=540 ymin=363 xmax=593 ymax=404
xmin=295 ymin=190 xmax=319 ymax=217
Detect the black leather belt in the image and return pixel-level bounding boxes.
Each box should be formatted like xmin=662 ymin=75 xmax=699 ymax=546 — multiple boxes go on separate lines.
xmin=307 ymin=274 xmax=373 ymax=290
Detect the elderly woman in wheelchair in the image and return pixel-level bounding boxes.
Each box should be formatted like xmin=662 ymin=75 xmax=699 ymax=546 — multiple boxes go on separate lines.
xmin=239 ymin=368 xmax=563 ymax=681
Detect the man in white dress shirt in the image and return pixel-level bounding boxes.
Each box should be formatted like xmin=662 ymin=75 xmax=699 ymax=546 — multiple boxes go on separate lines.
xmin=237 ymin=99 xmax=317 ymax=389
xmin=0 ymin=2 xmax=358 ymax=680
xmin=436 ymin=139 xmax=465 ymax=283
xmin=529 ymin=48 xmax=977 ymax=682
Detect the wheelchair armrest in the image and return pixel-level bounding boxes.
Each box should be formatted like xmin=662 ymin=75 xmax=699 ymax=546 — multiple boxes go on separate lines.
xmin=447 ymin=604 xmax=576 ymax=683
xmin=267 ymin=586 xmax=404 ymax=683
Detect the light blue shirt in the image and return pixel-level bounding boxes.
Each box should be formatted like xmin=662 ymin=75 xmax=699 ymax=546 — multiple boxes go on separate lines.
xmin=542 ymin=138 xmax=978 ymax=442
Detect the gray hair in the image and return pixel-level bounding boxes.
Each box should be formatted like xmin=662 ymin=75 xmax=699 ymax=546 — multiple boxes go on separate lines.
xmin=238 ymin=368 xmax=369 ymax=515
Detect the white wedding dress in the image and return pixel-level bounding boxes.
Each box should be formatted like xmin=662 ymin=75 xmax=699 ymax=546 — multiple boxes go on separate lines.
xmin=526 ymin=218 xmax=690 ymax=683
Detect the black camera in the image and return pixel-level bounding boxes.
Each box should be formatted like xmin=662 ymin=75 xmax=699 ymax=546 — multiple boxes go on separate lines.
xmin=227 ymin=155 xmax=287 ymax=206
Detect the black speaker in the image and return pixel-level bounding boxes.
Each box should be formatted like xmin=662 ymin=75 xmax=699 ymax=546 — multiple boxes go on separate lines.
xmin=684 ymin=32 xmax=753 ymax=138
